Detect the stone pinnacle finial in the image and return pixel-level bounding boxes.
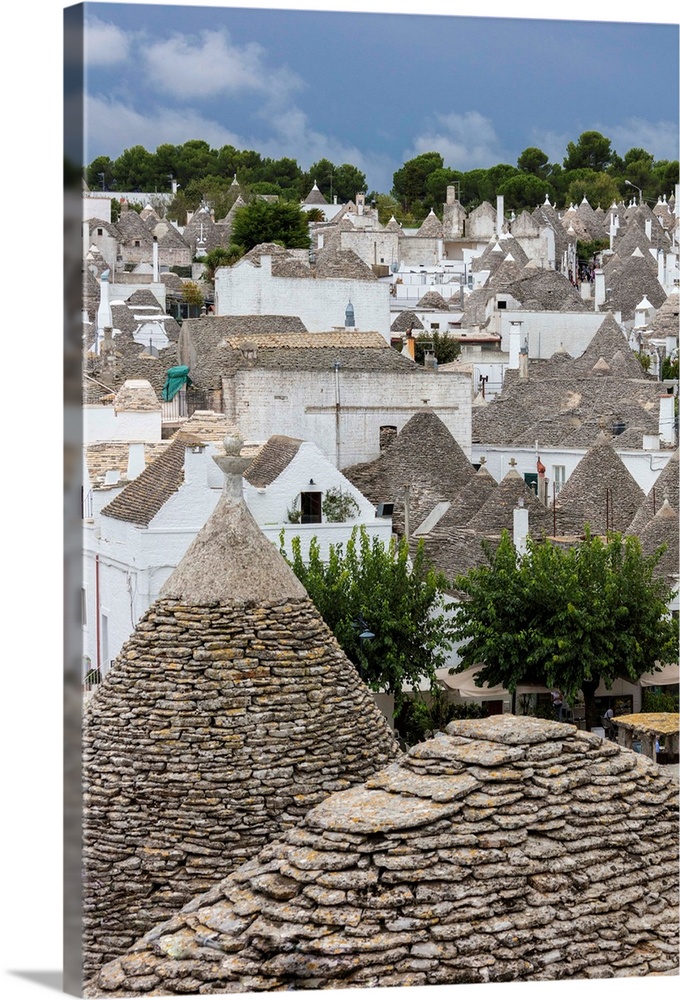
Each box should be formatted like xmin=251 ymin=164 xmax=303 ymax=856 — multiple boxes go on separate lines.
xmin=213 ymin=433 xmax=250 ymax=498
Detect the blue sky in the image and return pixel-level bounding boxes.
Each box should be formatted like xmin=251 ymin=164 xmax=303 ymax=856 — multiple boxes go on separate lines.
xmin=73 ymin=1 xmax=680 ymax=194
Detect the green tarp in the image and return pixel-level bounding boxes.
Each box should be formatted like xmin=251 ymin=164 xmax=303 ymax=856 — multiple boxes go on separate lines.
xmin=162 ymin=365 xmax=192 ymax=401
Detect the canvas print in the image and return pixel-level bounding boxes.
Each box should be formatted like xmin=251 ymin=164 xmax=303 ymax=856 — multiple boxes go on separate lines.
xmin=64 ymin=2 xmax=679 ymax=997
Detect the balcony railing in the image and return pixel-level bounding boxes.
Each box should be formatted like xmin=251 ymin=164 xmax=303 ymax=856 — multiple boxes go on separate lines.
xmin=161 ymin=389 xmax=214 ymax=423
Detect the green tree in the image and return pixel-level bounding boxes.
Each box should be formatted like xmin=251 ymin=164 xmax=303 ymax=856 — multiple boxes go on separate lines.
xmin=563 ymin=131 xmax=614 ymax=172
xmin=201 ymin=245 xmax=245 ymax=281
xmin=424 ymin=167 xmax=461 ymax=209
xmin=182 ymin=280 xmax=204 ymax=308
xmin=499 ymin=173 xmax=554 ymax=212
xmin=86 ymin=155 xmax=115 ymax=191
xmin=392 ymin=152 xmax=445 ymax=210
xmin=450 ymin=530 xmax=676 ymax=732
xmin=517 ymin=147 xmax=551 ymax=178
xmin=565 ymin=170 xmax=620 ymax=209
xmin=280 ymin=526 xmax=457 ymax=727
xmin=231 ymin=198 xmax=311 ymax=250
xmin=414 ymin=331 xmax=461 ymax=367
xmin=113 ymin=145 xmax=158 ymax=190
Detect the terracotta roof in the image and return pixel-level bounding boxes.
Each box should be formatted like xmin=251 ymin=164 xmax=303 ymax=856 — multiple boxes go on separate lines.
xmin=244 ymin=434 xmax=304 ymax=487
xmin=85 ymin=714 xmax=680 ymax=994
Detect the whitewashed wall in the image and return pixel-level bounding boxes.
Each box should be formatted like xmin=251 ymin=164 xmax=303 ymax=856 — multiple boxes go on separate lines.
xmin=225 ymin=368 xmax=472 ymax=467
xmin=84 ymin=405 xmax=162 ymax=444
xmin=471 ymin=443 xmax=672 ymax=496
xmin=215 ymin=255 xmax=392 ymax=338
xmin=498 ymin=311 xmax=605 ymax=358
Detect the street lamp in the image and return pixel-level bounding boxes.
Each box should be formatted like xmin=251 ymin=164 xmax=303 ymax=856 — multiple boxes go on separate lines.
xmin=624 ymin=179 xmax=643 ymax=204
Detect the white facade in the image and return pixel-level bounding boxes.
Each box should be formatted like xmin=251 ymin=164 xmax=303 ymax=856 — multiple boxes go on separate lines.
xmin=223 ymin=368 xmax=472 ymax=468
xmin=84 ymin=403 xmax=162 ymax=444
xmin=498 ymin=311 xmax=609 ymax=359
xmin=82 ymin=439 xmax=393 ymax=682
xmin=471 ymin=443 xmax=672 ymax=498
xmin=214 ymin=255 xmax=392 ymax=339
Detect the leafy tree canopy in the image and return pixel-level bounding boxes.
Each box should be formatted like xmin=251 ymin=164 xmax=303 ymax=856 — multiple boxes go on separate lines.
xmin=517 ymin=147 xmax=551 ymax=178
xmin=499 ymin=173 xmax=554 ymax=212
xmin=563 ymin=131 xmax=613 ymax=173
xmin=414 ymin=330 xmax=461 ymax=367
xmin=231 ymin=198 xmax=311 ymax=251
xmin=392 ymin=152 xmax=445 ymax=210
xmin=201 ymin=245 xmax=245 ymax=281
xmin=450 ymin=530 xmax=677 ymax=731
xmin=565 ymin=170 xmax=620 ymax=209
xmin=280 ymin=526 xmax=457 ymax=725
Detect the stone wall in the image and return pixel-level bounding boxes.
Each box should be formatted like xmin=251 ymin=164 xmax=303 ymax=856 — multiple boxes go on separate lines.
xmin=82 ymin=596 xmax=400 ymax=979
xmin=85 ymin=715 xmax=679 ymax=995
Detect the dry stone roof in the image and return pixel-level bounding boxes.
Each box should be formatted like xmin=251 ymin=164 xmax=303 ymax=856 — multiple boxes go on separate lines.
xmin=100 ymin=435 xmax=188 ymax=525
xmin=627 ymin=450 xmax=680 ymax=535
xmin=472 ymin=315 xmax=663 ymax=451
xmin=113 ymin=379 xmax=160 ymax=412
xmin=343 ymin=411 xmax=476 ymax=537
xmin=416 ymin=290 xmax=450 ymax=310
xmin=85 ymin=442 xmax=168 ymax=485
xmin=465 ymin=468 xmax=554 ymax=538
xmin=553 ymin=442 xmax=645 ymax=536
xmin=417 ymin=210 xmax=444 ymax=238
xmin=635 ymin=500 xmax=679 ymax=587
xmin=85 ymin=715 xmax=679 ymax=995
xmin=244 ymin=435 xmax=304 ymax=488
xmin=602 ymin=249 xmax=667 ymax=321
xmin=314 ymin=248 xmax=377 ymax=281
xmin=391 ymin=310 xmax=424 ymax=332
xmin=82 ymin=466 xmax=399 ymax=978
xmin=646 ymin=288 xmax=679 ymax=339
xmin=303 ymin=182 xmax=328 ymax=205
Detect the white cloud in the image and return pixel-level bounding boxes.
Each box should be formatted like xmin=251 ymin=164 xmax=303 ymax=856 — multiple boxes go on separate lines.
xmin=84 ymin=16 xmax=130 ymax=66
xmin=144 ymin=29 xmax=302 ymax=102
xmin=83 ymin=95 xmax=244 ymax=163
xmin=528 ymin=130 xmax=571 ymax=166
xmin=407 ymin=111 xmax=508 ymax=170
xmin=594 ymin=118 xmax=680 ymax=162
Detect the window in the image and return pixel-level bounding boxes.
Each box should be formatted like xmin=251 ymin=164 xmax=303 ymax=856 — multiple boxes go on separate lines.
xmin=552 ymin=465 xmax=566 ymax=496
xmin=497 ymin=300 xmax=507 ymax=309
xmin=431 ymin=323 xmax=440 ymax=331
xmin=134 ymin=240 xmax=141 ymax=247
xmin=97 ymin=228 xmax=103 ymax=236
xmin=300 ymin=491 xmax=322 ymax=524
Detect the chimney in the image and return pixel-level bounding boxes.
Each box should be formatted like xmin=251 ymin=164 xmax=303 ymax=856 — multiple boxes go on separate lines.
xmin=152 ymin=236 xmax=159 ymax=282
xmin=508 ymin=321 xmax=522 ymax=369
xmin=659 ymin=391 xmax=676 ymax=445
xmin=356 ymin=192 xmax=365 ymax=217
xmin=645 ymin=218 xmax=652 ymax=240
xmin=657 ymin=249 xmax=665 ymax=286
xmin=126 ymin=443 xmax=146 ymax=481
xmin=183 ymin=442 xmax=209 ymax=487
xmin=446 ymin=184 xmax=458 ymax=205
xmin=518 ymin=339 xmax=529 ymax=379
xmin=403 ymin=331 xmax=415 ymax=361
xmin=496 ymin=195 xmax=504 ymax=238
xmin=513 ymin=500 xmax=529 ymax=556
xmin=594 ymin=269 xmax=606 ymax=310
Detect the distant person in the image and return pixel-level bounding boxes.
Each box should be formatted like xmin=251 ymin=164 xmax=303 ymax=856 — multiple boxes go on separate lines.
xmin=551 ymin=690 xmax=563 ymax=719
xmin=604 ymin=707 xmax=614 ymax=721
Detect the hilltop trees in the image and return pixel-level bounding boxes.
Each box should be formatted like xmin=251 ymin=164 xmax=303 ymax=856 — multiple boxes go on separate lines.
xmin=87 ymin=134 xmax=679 ymax=215
xmin=450 ymin=531 xmax=677 ymax=731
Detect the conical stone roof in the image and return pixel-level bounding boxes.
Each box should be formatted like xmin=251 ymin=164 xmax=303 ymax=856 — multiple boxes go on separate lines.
xmin=85 ymin=715 xmax=679 ymax=995
xmin=343 ymin=411 xmax=477 ymax=537
xmin=82 ymin=445 xmax=400 ymax=978
xmin=627 ymin=450 xmax=680 ymax=536
xmin=554 ymin=442 xmax=645 ymax=536
xmin=636 ymin=500 xmax=679 ymax=586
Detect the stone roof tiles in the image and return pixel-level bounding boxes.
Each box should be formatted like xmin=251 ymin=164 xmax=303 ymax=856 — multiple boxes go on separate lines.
xmin=85 ymin=715 xmax=679 ymax=995
xmin=416 ymin=289 xmax=450 ymax=310
xmin=82 ymin=459 xmax=399 ymax=978
xmin=635 ymin=500 xmax=679 ymax=586
xmin=243 ymin=434 xmax=304 ymax=488
xmin=343 ymin=411 xmax=476 ymax=537
xmin=313 ymin=248 xmax=378 ymax=281
xmin=99 ymin=435 xmax=188 ymax=525
xmin=390 ymin=310 xmax=424 ymax=332
xmin=416 ymin=209 xmax=444 ymax=238
xmin=553 ymin=442 xmax=645 ymax=536
xmin=627 ymin=450 xmax=680 ymax=536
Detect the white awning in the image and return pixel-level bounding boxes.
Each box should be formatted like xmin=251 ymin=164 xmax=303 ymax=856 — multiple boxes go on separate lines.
xmin=440 ymin=665 xmax=550 ymax=699
xmin=639 ymin=662 xmax=680 ymax=687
